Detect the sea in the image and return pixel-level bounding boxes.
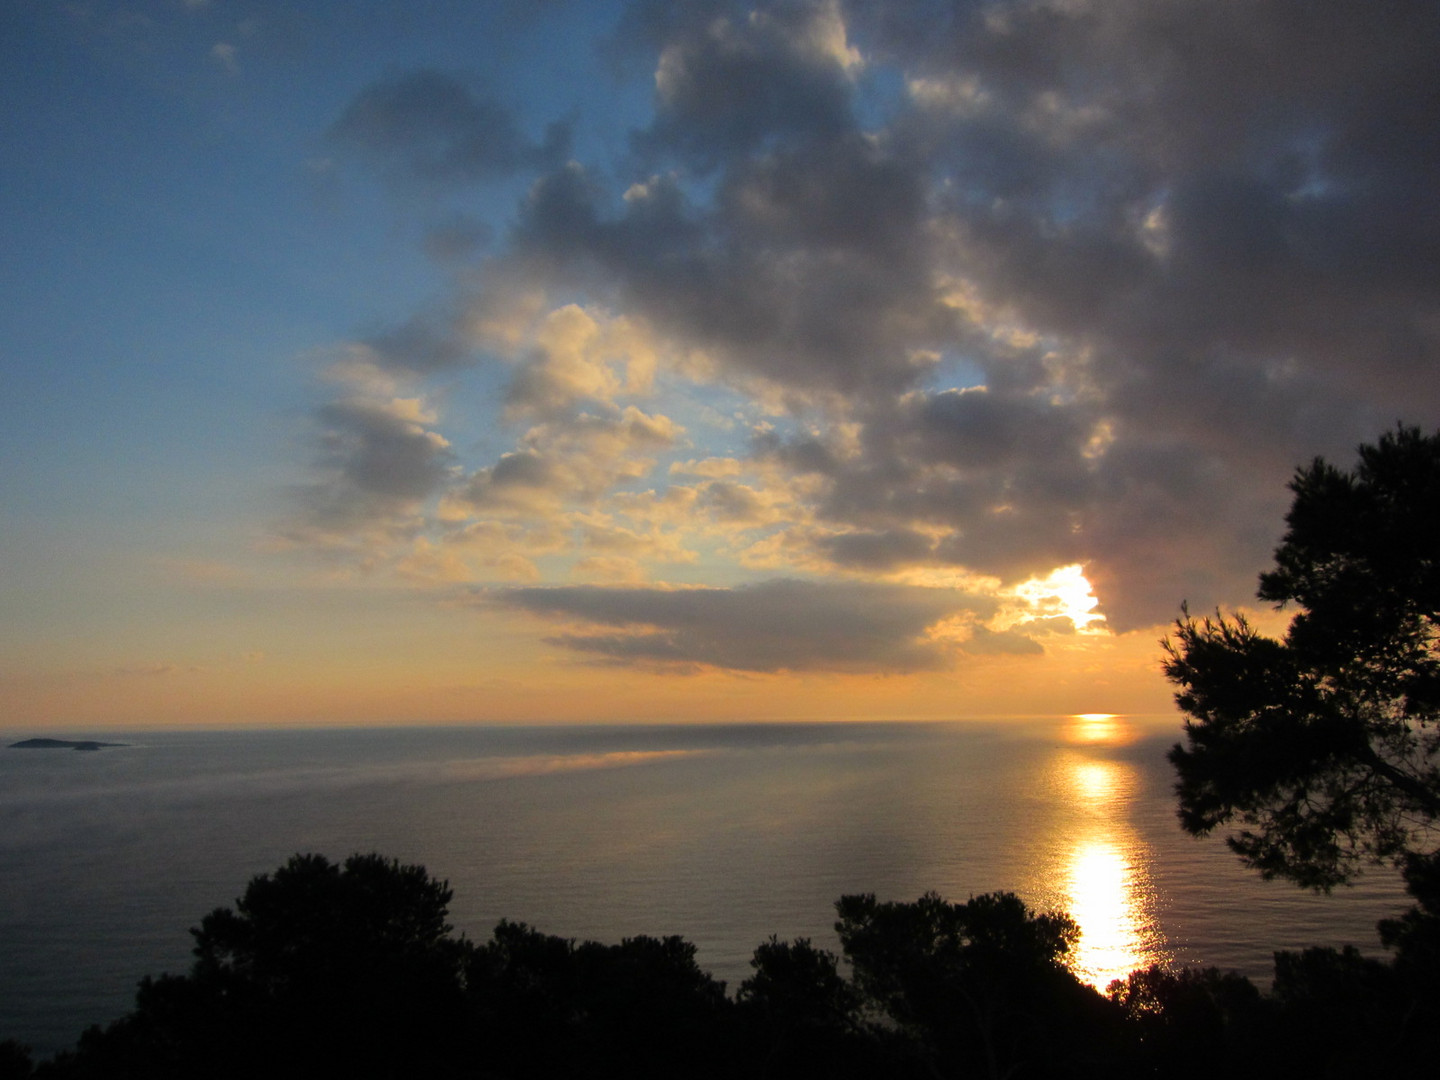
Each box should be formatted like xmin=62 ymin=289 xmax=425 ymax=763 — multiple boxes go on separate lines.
xmin=0 ymin=716 xmax=1410 ymax=1057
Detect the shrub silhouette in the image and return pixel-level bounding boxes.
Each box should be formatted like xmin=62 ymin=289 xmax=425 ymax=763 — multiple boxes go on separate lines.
xmin=55 ymin=854 xmax=472 ymax=1080
xmin=834 ymin=890 xmax=1117 ymax=1079
xmin=28 ymin=850 xmax=1440 ymax=1079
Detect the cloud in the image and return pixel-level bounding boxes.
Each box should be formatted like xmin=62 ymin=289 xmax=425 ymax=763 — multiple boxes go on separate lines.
xmin=295 ymin=0 xmax=1440 ymax=638
xmin=314 ymin=397 xmax=453 ymax=502
xmin=962 ymin=626 xmax=1045 ymax=657
xmin=362 ymin=313 xmax=476 ymax=375
xmin=331 ymin=70 xmax=569 ymax=186
xmin=638 ymin=0 xmax=861 ymax=165
xmin=508 ymin=139 xmax=955 ymax=398
xmin=489 ymin=578 xmax=995 ymax=673
xmin=572 ymin=555 xmax=649 ymax=583
xmin=813 ymin=528 xmax=937 ymax=571
xmin=286 ymin=355 xmax=455 ymax=545
xmin=505 ymin=305 xmax=659 ymax=415
xmin=210 ymin=41 xmax=237 ymax=74
xmin=445 ymin=406 xmax=683 ymax=516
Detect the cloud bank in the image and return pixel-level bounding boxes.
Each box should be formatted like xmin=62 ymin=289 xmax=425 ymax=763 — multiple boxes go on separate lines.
xmin=289 ymin=0 xmax=1440 ymax=672
xmin=489 ymin=579 xmax=1005 ymax=673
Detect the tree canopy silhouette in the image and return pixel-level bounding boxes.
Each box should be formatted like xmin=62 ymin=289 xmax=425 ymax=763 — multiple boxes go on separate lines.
xmin=60 ymin=853 xmax=473 ymax=1080
xmin=834 ymin=891 xmax=1110 ymax=1080
xmin=25 ymin=848 xmax=1440 ymax=1080
xmin=1164 ymin=425 xmax=1440 ymax=892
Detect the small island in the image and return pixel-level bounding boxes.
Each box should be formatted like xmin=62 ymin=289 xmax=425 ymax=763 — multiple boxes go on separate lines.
xmin=9 ymin=738 xmax=126 ymax=751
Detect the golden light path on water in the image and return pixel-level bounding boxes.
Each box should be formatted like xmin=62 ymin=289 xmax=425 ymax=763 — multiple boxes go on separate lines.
xmin=1048 ymin=715 xmax=1169 ymax=988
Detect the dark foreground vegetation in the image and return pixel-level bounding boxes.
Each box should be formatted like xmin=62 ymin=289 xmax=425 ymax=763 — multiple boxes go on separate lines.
xmin=1 ymin=850 xmax=1437 ymax=1080
xmin=5 ymin=427 xmax=1436 ymax=1078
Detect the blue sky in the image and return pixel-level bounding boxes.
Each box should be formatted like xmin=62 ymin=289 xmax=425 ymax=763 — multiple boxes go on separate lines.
xmin=3 ymin=0 xmax=1437 ymax=728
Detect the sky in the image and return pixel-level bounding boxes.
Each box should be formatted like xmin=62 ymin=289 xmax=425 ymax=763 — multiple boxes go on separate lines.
xmin=2 ymin=0 xmax=1437 ymax=730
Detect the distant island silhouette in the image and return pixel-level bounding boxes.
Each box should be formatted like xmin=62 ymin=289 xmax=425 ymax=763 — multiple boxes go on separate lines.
xmin=8 ymin=738 xmax=126 ymax=751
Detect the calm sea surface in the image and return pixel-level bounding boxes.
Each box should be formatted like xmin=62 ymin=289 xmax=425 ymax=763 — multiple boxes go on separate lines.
xmin=0 ymin=717 xmax=1409 ymax=1055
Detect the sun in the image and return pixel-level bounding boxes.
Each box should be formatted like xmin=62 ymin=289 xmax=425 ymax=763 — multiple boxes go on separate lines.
xmin=1011 ymin=564 xmax=1106 ymax=631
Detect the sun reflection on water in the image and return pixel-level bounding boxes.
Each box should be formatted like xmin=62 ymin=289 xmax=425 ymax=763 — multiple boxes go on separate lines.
xmin=1050 ymin=727 xmax=1168 ymax=988
xmin=1069 ymin=758 xmax=1122 ymax=802
xmin=1067 ymin=713 xmax=1130 ymax=746
xmin=1065 ymin=834 xmax=1157 ymax=988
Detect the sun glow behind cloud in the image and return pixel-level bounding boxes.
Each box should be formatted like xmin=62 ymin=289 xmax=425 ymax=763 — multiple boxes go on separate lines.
xmin=1010 ymin=565 xmax=1106 ymax=632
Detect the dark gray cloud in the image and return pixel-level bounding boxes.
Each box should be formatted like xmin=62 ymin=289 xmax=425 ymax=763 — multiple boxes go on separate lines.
xmin=315 ymin=398 xmax=453 ymax=502
xmin=751 ymin=389 xmax=1099 ymax=583
xmin=287 ymin=378 xmax=457 ymax=542
xmin=873 ymin=0 xmax=1440 ymax=392
xmin=815 ymin=528 xmax=936 ymax=571
xmin=509 ymin=138 xmax=957 ymax=395
xmin=363 ymin=313 xmax=474 ymax=375
xmin=489 ymin=578 xmax=998 ymax=672
xmin=332 ymin=70 xmax=569 ymax=185
xmin=634 ymin=0 xmax=857 ymax=166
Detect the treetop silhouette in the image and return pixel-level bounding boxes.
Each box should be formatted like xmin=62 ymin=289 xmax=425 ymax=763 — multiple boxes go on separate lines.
xmin=1165 ymin=425 xmax=1440 ymax=891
